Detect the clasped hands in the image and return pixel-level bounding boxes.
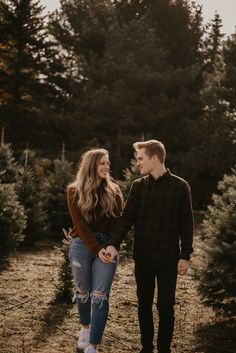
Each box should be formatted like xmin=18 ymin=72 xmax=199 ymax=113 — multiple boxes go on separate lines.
xmin=98 ymin=245 xmax=117 ymax=264
xmin=99 ymin=246 xmax=189 ymax=276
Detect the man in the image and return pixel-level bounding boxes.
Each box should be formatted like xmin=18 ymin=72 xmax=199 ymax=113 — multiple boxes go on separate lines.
xmin=99 ymin=139 xmax=194 ymax=353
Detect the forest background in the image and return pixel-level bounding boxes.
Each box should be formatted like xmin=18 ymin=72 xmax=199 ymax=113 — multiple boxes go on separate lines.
xmin=1 ymin=0 xmax=236 ymax=209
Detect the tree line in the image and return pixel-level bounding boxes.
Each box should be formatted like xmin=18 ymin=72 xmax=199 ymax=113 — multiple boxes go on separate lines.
xmin=0 ymin=0 xmax=235 ymax=209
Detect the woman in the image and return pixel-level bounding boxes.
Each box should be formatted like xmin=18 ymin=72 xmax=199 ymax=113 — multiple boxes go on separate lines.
xmin=67 ymin=148 xmax=123 ymax=353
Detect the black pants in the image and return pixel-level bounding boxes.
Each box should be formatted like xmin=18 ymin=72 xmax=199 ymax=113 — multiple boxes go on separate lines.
xmin=135 ymin=261 xmax=178 ymax=353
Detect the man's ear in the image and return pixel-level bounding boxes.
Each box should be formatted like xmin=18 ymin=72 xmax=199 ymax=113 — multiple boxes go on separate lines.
xmin=153 ymin=154 xmax=162 ymax=164
xmin=152 ymin=154 xmax=158 ymax=162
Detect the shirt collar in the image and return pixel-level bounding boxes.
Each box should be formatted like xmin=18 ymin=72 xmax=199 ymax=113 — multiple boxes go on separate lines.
xmin=148 ymin=169 xmax=171 ymax=183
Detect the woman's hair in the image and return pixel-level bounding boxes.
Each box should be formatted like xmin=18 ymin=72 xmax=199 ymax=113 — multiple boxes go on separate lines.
xmin=69 ymin=148 xmax=121 ymax=223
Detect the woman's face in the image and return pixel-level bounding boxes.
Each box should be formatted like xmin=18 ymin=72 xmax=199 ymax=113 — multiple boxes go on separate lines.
xmin=97 ymin=154 xmax=110 ymax=179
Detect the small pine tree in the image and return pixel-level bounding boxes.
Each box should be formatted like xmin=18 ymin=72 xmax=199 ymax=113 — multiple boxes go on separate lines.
xmin=54 ymin=228 xmax=73 ymax=303
xmin=15 ymin=162 xmax=47 ymax=246
xmin=121 ymin=157 xmax=139 ymax=195
xmin=41 ymin=145 xmax=74 ymax=240
xmin=0 ymin=130 xmax=19 ymax=183
xmin=0 ymin=183 xmax=27 ymax=261
xmin=119 ymin=157 xmax=140 ymax=257
xmin=197 ymin=167 xmax=236 ymax=313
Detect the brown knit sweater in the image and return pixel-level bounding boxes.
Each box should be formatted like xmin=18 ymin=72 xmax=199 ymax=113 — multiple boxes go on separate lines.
xmin=67 ymin=185 xmax=123 ymax=255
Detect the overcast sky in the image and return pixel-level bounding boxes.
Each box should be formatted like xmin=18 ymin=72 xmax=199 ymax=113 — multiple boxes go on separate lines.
xmin=41 ymin=0 xmax=236 ymax=36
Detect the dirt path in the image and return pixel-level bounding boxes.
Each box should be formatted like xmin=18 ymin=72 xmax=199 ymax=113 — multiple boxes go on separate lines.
xmin=0 ymin=244 xmax=235 ymax=353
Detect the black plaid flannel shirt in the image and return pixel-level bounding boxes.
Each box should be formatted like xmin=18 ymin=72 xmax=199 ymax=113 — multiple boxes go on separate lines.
xmin=109 ymin=169 xmax=194 ymax=266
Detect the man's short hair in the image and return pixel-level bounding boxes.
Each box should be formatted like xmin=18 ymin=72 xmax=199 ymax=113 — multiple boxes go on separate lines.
xmin=133 ymin=139 xmax=166 ymax=164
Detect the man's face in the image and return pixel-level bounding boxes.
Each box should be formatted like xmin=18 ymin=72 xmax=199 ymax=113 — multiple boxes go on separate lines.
xmin=136 ymin=148 xmax=156 ymax=175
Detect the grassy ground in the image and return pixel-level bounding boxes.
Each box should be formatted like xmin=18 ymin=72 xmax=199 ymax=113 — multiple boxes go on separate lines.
xmin=0 ymin=240 xmax=235 ymax=353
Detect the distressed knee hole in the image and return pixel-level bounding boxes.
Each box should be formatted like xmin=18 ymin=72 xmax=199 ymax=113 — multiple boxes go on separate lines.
xmin=93 ymin=291 xmax=105 ymax=298
xmin=78 ymin=290 xmax=88 ymax=299
xmin=91 ymin=291 xmax=108 ymax=309
xmin=73 ymin=288 xmax=89 ymax=303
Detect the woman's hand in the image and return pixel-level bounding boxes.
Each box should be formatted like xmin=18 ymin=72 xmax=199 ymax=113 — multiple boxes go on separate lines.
xmin=98 ymin=248 xmax=113 ymax=263
xmin=106 ymin=245 xmax=118 ymax=262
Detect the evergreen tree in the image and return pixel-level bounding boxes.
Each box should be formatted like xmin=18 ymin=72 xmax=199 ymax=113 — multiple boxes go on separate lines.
xmin=50 ymin=0 xmax=204 ymax=175
xmin=147 ymin=0 xmax=204 ymax=67
xmin=223 ymin=32 xmax=236 ymax=110
xmin=181 ymin=15 xmax=236 ymax=208
xmin=186 ymin=104 xmax=235 ymax=208
xmin=14 ymin=150 xmax=47 ymax=245
xmin=47 ymin=0 xmax=115 ymax=155
xmin=197 ymin=167 xmax=236 ymax=313
xmin=77 ymin=16 xmax=176 ymax=173
xmin=41 ymin=145 xmax=74 ymax=240
xmin=118 ymin=157 xmax=140 ymax=257
xmin=114 ymin=0 xmax=204 ymax=67
xmin=0 ymin=0 xmax=62 ymax=149
xmin=200 ymin=13 xmax=225 ymax=108
xmin=121 ymin=158 xmax=139 ymax=195
xmin=0 ymin=183 xmax=27 ymax=261
xmin=203 ymin=13 xmax=224 ymax=74
xmin=0 ymin=128 xmax=19 ymax=183
xmin=55 ymin=228 xmax=73 ymax=303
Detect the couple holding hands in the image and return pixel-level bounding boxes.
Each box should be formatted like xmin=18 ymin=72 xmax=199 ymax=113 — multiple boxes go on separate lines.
xmin=67 ymin=140 xmax=193 ymax=353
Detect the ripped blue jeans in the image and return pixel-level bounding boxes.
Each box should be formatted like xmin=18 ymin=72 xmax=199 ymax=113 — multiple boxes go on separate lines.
xmin=69 ymin=233 xmax=118 ymax=345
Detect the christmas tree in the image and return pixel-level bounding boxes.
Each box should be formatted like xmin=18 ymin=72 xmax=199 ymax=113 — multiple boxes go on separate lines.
xmin=0 ymin=127 xmax=19 ymax=183
xmin=15 ymin=148 xmax=47 ymax=245
xmin=197 ymin=167 xmax=236 ymax=313
xmin=41 ymin=144 xmax=74 ymax=239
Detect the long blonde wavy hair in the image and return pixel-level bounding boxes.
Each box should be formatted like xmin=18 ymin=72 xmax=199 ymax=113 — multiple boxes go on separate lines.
xmin=70 ymin=148 xmax=122 ymax=223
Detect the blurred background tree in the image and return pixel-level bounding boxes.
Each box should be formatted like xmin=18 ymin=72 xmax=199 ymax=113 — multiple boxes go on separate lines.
xmin=196 ymin=167 xmax=236 ymax=314
xmin=14 ymin=149 xmax=47 ymax=246
xmin=0 ymin=0 xmax=64 ymax=151
xmin=48 ymin=0 xmax=205 ymax=179
xmin=0 ymin=129 xmax=19 ymax=183
xmin=178 ymin=14 xmax=236 ymax=208
xmin=40 ymin=144 xmax=74 ymax=240
xmin=0 ymin=183 xmax=27 ymax=261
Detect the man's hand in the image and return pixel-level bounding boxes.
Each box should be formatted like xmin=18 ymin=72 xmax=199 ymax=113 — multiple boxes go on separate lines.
xmin=98 ymin=248 xmax=112 ymax=263
xmin=178 ymin=259 xmax=189 ymax=276
xmin=106 ymin=245 xmax=118 ymax=262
